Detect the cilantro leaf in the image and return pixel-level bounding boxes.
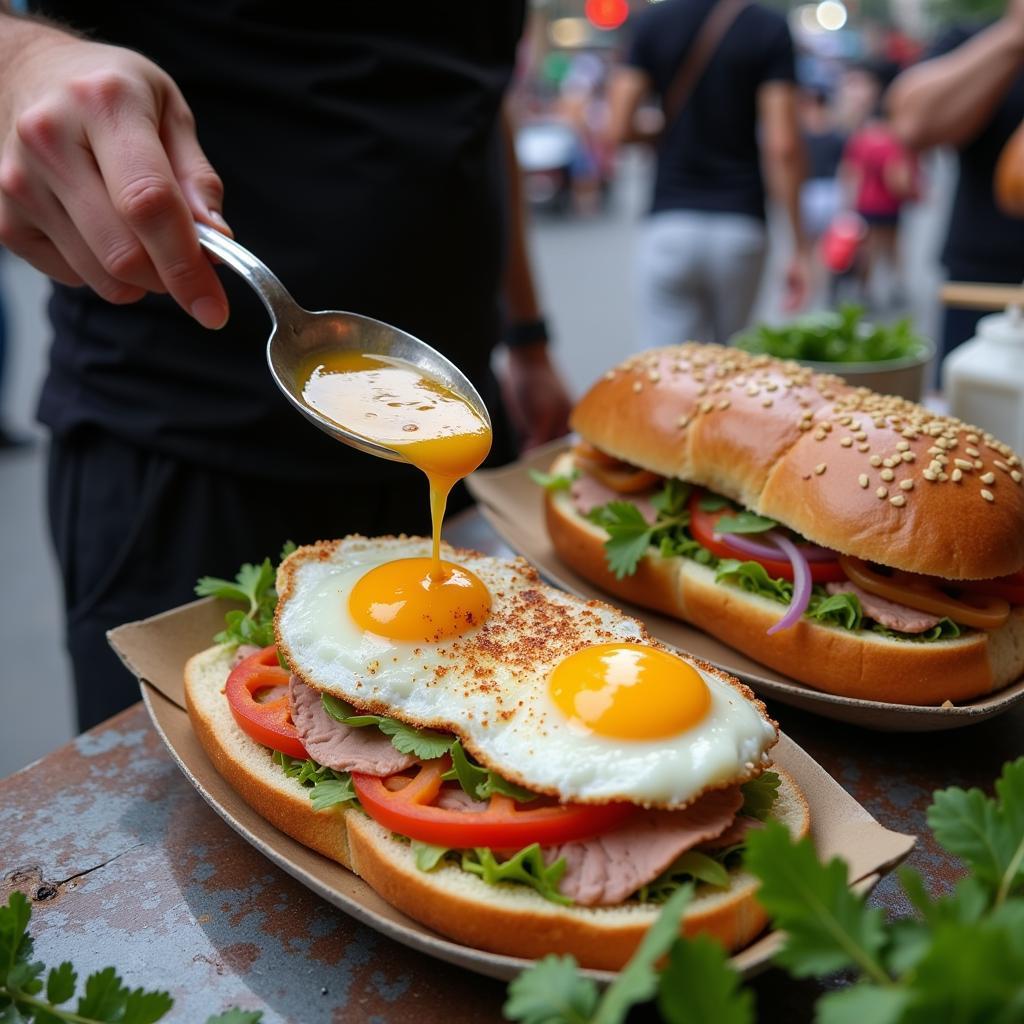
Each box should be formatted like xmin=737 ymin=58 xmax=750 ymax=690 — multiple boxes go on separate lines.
xmin=444 ymin=740 xmax=537 ymax=803
xmin=650 ymin=479 xmax=691 ymax=517
xmin=411 ymin=841 xmax=449 ymax=872
xmin=271 ymin=752 xmax=354 ymax=811
xmin=697 ymin=493 xmax=731 ymax=512
xmin=377 ymin=718 xmax=453 ymax=760
xmin=594 ymin=885 xmax=693 ymax=1024
xmin=205 ymin=1012 xmax=264 ymax=1024
xmin=309 ymin=778 xmax=356 ymax=812
xmin=815 ymin=984 xmax=910 ymax=1024
xmin=927 ymin=757 xmax=1024 ymax=905
xmin=713 ymin=511 xmax=777 ymax=534
xmin=503 ymin=955 xmax=600 ymax=1024
xmin=120 ymin=988 xmax=174 ymax=1024
xmin=714 ymin=560 xmax=793 ymax=604
xmin=586 ymin=502 xmax=655 ymax=580
xmin=529 ymin=468 xmax=580 ymax=492
xmin=657 ymin=933 xmax=754 ymax=1024
xmin=740 ymin=771 xmax=780 ymax=822
xmin=462 ymin=846 xmax=571 ymax=906
xmin=744 ymin=821 xmax=889 ymax=982
xmin=0 ymin=893 xmax=32 ymax=987
xmin=45 ymin=964 xmax=75 ymax=1006
xmin=807 ymin=591 xmax=864 ymax=632
xmin=196 ymin=555 xmax=281 ymax=649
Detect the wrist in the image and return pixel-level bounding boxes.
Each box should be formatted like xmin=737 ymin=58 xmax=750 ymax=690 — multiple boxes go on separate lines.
xmin=999 ymin=14 xmax=1024 ymax=56
xmin=503 ymin=315 xmax=550 ymax=351
xmin=505 ymin=340 xmax=552 ymax=366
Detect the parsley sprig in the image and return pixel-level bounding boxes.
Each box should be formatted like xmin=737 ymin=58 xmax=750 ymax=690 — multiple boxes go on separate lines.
xmin=0 ymin=892 xmax=261 ymax=1023
xmin=503 ymin=759 xmax=1024 ymax=1024
xmin=195 ymin=542 xmax=295 ymax=648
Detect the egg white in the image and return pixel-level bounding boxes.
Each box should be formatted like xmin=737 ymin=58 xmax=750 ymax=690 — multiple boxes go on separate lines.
xmin=275 ymin=537 xmax=778 ymax=807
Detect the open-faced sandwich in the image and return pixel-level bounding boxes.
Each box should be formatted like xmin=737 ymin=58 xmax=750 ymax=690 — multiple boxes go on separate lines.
xmin=185 ymin=536 xmax=809 ymax=970
xmin=539 ymin=343 xmax=1024 ymax=705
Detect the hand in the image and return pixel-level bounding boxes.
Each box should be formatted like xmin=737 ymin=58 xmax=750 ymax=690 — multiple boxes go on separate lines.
xmin=0 ymin=29 xmax=229 ymax=327
xmin=500 ymin=344 xmax=573 ymax=452
xmin=782 ymin=248 xmax=813 ymax=313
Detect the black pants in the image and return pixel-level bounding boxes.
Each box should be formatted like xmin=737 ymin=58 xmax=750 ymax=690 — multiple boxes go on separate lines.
xmin=48 ymin=429 xmax=452 ymax=731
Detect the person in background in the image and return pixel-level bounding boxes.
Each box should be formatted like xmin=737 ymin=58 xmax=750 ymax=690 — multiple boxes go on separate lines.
xmin=840 ymin=67 xmax=919 ymax=309
xmin=888 ymin=3 xmax=1024 ymax=357
xmin=605 ymin=0 xmax=810 ymax=347
xmin=0 ymin=2 xmax=572 ymax=731
xmin=800 ymin=87 xmax=846 ymax=245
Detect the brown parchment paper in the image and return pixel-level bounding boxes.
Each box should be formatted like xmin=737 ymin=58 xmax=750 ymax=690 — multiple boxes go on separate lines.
xmin=108 ymin=599 xmax=915 ymax=984
xmin=466 ymin=440 xmax=1024 ymax=732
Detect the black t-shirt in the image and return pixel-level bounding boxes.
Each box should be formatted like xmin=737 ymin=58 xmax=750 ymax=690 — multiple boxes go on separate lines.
xmin=626 ymin=0 xmax=795 ymax=220
xmin=31 ymin=2 xmax=524 ymax=481
xmin=932 ymin=25 xmax=1024 ymax=281
xmin=805 ymin=129 xmax=846 ymax=181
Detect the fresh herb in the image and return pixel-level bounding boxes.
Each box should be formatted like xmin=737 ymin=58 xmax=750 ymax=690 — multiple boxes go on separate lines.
xmin=713 ymin=511 xmax=777 ymax=535
xmin=697 ymin=493 xmax=731 ymax=512
xmin=411 ymin=841 xmax=450 ymax=872
xmin=320 ymin=694 xmax=452 ymax=760
xmin=0 ymin=892 xmax=260 ymax=1023
xmin=872 ymin=617 xmax=961 ymax=643
xmin=658 ymin=531 xmax=718 ymax=567
xmin=637 ymin=851 xmax=731 ymax=904
xmin=587 ymin=480 xmax=690 ymax=580
xmin=530 ymin=468 xmax=580 ymax=492
xmin=463 ymin=845 xmax=571 ymax=905
xmin=739 ymin=770 xmax=781 ymax=822
xmin=657 ymin=935 xmax=754 ymax=1024
xmin=713 ymin=559 xmax=793 ymax=604
xmin=734 ymin=305 xmax=924 ymax=364
xmin=444 ymin=739 xmax=538 ymax=803
xmin=195 ymin=541 xmax=295 ymax=648
xmin=271 ymin=750 xmax=355 ymax=811
xmin=807 ymin=590 xmax=864 ymax=631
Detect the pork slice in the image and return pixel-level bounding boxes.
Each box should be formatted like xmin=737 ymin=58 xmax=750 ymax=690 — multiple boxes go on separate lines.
xmin=288 ymin=677 xmax=416 ymax=776
xmin=543 ymin=786 xmax=744 ymax=907
xmin=571 ymin=474 xmax=658 ymax=525
xmin=699 ymin=815 xmax=763 ymax=851
xmin=826 ymin=581 xmax=943 ymax=634
xmin=435 ymin=787 xmax=489 ymax=813
xmin=231 ymin=643 xmax=263 ymax=667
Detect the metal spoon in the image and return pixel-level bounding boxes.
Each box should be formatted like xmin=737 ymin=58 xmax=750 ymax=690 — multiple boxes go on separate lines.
xmin=195 ymin=223 xmax=491 ymax=461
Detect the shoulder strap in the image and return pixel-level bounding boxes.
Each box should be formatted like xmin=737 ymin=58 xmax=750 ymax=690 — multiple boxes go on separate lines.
xmin=662 ymin=0 xmax=750 ymax=126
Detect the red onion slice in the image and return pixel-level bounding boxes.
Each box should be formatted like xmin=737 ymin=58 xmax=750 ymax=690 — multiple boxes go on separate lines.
xmin=766 ymin=534 xmax=812 ymax=635
xmin=715 ymin=528 xmax=838 ymax=563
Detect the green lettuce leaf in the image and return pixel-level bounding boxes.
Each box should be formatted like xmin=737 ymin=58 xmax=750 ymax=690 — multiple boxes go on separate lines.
xmin=443 ymin=740 xmax=537 ymax=803
xmin=714 ymin=559 xmax=793 ymax=604
xmin=740 ymin=771 xmax=780 ymax=822
xmin=462 ymin=845 xmax=571 ymax=906
xmin=271 ymin=751 xmax=355 ymax=811
xmin=320 ymin=694 xmax=451 ymax=760
xmin=411 ymin=841 xmax=449 ymax=872
xmin=713 ymin=511 xmax=777 ymax=534
xmin=807 ymin=591 xmax=864 ymax=631
xmin=872 ymin=618 xmax=961 ymax=643
xmin=530 ymin=468 xmax=580 ymax=492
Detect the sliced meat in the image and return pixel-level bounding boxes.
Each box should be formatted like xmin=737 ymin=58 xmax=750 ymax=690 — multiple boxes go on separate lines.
xmin=231 ymin=643 xmax=263 ymax=667
xmin=699 ymin=815 xmax=762 ymax=851
xmin=288 ymin=677 xmax=416 ymax=776
xmin=435 ymin=787 xmax=488 ymax=813
xmin=571 ymin=473 xmax=658 ymax=524
xmin=543 ymin=786 xmax=743 ymax=907
xmin=827 ymin=581 xmax=943 ymax=634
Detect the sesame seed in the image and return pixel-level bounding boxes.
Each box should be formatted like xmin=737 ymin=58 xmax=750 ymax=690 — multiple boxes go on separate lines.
xmin=1013 ymin=470 xmax=1022 ymax=483
xmin=883 ymin=458 xmax=896 ymax=468
xmin=762 ymin=398 xmax=773 ymax=408
xmin=870 ymin=455 xmax=883 ymax=467
xmin=901 ymin=452 xmax=915 ymax=463
xmin=604 ymin=370 xmax=616 ymax=379
xmin=798 ymin=421 xmax=812 ymax=431
xmin=853 ymin=431 xmax=867 ymax=441
xmin=876 ymin=487 xmax=888 ymax=499
xmin=974 ymin=460 xmax=984 ymax=470
xmin=900 ymin=479 xmax=914 ymax=491
xmin=814 ymin=463 xmax=827 ymax=475
xmin=649 ymin=371 xmax=661 ymax=383
xmin=859 ymin=474 xmax=869 ymax=488
xmin=697 ymin=385 xmax=708 ymax=397
xmin=814 ymin=430 xmax=827 ymax=441
xmin=700 ymin=400 xmax=713 ymax=413
xmin=746 ymin=385 xmax=759 ymax=397
xmin=940 ymin=472 xmax=950 ymax=481
xmin=923 ymin=469 xmax=937 ymax=481
xmin=719 ymin=399 xmax=731 ymax=410
xmin=966 ymin=433 xmax=979 ymax=443
xmin=982 ymin=489 xmax=995 ymax=502
xmin=981 ymin=472 xmax=995 ymax=484
xmin=841 ymin=437 xmax=853 ymax=447
xmin=995 ymin=460 xmax=1009 ymax=472
xmin=966 ymin=446 xmax=980 ymax=457
xmin=678 ymin=415 xmax=691 ymax=428
xmin=897 ymin=441 xmax=910 ymax=452
xmin=890 ymin=494 xmax=906 ymax=507
xmin=952 ymin=468 xmax=963 ymax=482
xmin=881 ymin=468 xmax=895 ymax=482
xmin=633 ymin=381 xmax=643 ymax=393
xmin=955 ymin=459 xmax=973 ymax=471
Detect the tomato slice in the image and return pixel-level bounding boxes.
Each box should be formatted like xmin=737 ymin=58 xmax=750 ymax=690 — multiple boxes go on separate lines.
xmin=957 ymin=571 xmax=1024 ymax=606
xmin=688 ymin=493 xmax=846 ymax=583
xmin=224 ymin=646 xmax=309 ymax=759
xmin=352 ymin=759 xmax=635 ymax=848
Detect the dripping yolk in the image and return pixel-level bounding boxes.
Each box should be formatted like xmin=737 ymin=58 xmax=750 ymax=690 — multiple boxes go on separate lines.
xmin=548 ymin=643 xmax=710 ymax=740
xmin=348 ymin=557 xmax=491 ymax=642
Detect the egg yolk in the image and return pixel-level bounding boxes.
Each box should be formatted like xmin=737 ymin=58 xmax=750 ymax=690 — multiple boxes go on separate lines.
xmin=348 ymin=557 xmax=491 ymax=643
xmin=548 ymin=643 xmax=710 ymax=740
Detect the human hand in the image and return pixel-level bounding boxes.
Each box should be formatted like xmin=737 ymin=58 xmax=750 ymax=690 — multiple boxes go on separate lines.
xmin=500 ymin=344 xmax=573 ymax=451
xmin=782 ymin=248 xmax=813 ymax=313
xmin=0 ymin=30 xmax=229 ymax=327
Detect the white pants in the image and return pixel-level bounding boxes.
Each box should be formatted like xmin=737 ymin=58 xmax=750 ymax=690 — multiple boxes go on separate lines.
xmin=637 ymin=210 xmax=767 ymax=346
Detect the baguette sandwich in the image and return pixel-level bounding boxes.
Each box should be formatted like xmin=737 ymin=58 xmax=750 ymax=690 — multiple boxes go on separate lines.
xmin=186 ymin=536 xmax=809 ymax=970
xmin=540 ymin=343 xmax=1024 ymax=705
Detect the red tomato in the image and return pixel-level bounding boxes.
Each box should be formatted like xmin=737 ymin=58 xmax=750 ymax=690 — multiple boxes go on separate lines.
xmin=224 ymin=646 xmax=308 ymax=759
xmin=688 ymin=493 xmax=846 ymax=584
xmin=352 ymin=759 xmax=635 ymax=848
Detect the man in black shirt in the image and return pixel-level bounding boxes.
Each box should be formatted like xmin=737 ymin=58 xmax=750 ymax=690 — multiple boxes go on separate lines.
xmin=0 ymin=3 xmax=571 ymax=729
xmin=889 ymin=8 xmax=1024 ymax=358
xmin=606 ymin=0 xmax=809 ymax=345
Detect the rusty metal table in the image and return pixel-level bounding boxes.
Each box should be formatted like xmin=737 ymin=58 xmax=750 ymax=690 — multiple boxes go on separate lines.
xmin=2 ymin=509 xmax=1022 ymax=1023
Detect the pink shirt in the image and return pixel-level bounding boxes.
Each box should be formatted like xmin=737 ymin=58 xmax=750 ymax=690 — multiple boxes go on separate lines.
xmin=844 ymin=126 xmax=918 ymax=217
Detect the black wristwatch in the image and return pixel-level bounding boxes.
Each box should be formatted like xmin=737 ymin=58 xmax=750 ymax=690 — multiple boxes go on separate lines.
xmin=504 ymin=316 xmax=550 ymax=349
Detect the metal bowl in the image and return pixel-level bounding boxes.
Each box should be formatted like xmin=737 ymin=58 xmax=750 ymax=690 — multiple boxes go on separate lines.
xmin=796 ymin=335 xmax=936 ymax=402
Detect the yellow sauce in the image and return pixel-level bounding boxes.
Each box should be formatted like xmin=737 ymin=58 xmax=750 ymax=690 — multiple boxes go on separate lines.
xmin=299 ymin=351 xmax=493 ymax=643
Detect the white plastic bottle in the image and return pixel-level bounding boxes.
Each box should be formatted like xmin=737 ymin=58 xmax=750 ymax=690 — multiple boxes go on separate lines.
xmin=943 ymin=309 xmax=1024 ymax=452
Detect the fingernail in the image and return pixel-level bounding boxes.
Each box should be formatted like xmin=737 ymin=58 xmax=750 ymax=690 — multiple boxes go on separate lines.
xmin=208 ymin=210 xmax=233 ymax=236
xmin=191 ymin=297 xmax=228 ymax=329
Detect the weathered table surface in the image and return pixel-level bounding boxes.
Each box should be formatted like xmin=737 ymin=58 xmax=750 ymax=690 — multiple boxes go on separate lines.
xmin=2 ymin=509 xmax=1022 ymax=1023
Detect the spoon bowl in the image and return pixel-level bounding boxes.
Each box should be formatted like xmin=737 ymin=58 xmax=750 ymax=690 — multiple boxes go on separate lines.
xmin=196 ymin=224 xmax=491 ymax=462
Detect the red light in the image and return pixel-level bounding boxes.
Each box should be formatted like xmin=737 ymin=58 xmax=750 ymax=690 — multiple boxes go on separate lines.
xmin=585 ymin=0 xmax=629 ymax=31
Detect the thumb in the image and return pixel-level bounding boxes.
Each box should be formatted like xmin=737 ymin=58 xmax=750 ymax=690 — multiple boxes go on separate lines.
xmin=161 ymin=88 xmax=231 ymax=235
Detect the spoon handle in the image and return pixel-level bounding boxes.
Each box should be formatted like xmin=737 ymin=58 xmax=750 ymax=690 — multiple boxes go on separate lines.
xmin=196 ymin=223 xmax=302 ymax=327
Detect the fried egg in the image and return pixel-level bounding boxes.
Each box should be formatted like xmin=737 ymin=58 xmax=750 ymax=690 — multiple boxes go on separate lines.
xmin=275 ymin=537 xmax=778 ymax=808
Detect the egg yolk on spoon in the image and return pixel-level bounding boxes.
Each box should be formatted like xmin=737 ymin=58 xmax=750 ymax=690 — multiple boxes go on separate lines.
xmin=549 ymin=644 xmax=710 ymax=740
xmin=300 ymin=352 xmax=492 ymax=642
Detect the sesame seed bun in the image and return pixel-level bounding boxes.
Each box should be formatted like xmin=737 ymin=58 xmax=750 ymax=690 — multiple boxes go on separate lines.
xmin=572 ymin=344 xmax=1024 ymax=581
xmin=545 ymin=450 xmax=1024 ymax=705
xmin=184 ymin=643 xmax=809 ymax=970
